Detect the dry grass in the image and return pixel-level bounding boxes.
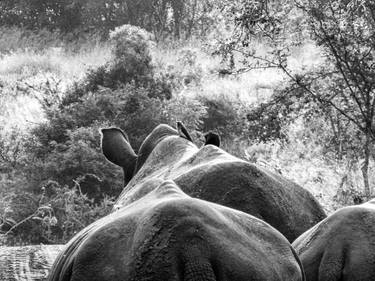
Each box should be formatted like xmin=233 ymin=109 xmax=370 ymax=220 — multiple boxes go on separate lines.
xmin=153 ymin=39 xmax=286 ymax=106
xmin=0 ymin=44 xmax=111 ymax=82
xmin=0 ymin=30 xmax=368 ymax=213
xmin=0 ymin=30 xmax=111 ymax=131
xmin=0 ymin=95 xmax=44 ymax=131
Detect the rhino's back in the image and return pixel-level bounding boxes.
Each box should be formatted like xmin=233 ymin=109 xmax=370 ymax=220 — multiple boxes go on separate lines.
xmin=173 ymin=148 xmax=326 ymax=242
xmin=119 ymin=141 xmax=325 ymax=242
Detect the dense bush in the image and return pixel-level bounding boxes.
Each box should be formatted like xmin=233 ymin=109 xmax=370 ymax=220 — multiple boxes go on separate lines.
xmin=0 ymin=25 xmax=210 ymax=245
xmin=245 ymin=84 xmax=365 ymax=160
xmin=199 ymin=94 xmax=248 ymax=141
xmin=62 ymin=25 xmax=171 ymax=107
xmin=245 ymin=86 xmax=314 ymax=142
xmin=0 ymin=182 xmax=114 ymax=245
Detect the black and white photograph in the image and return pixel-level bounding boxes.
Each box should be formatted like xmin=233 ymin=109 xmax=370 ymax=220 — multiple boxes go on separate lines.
xmin=0 ymin=0 xmax=374 ymax=280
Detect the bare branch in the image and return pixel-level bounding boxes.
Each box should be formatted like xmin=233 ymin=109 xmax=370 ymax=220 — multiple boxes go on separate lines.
xmin=316 ymin=19 xmax=368 ymax=120
xmin=278 ymin=63 xmax=367 ymax=132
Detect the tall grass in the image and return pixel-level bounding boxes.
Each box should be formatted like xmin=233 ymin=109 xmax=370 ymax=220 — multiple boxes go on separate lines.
xmin=0 ymin=42 xmax=111 ymax=82
xmin=0 ymin=27 xmax=111 ymax=131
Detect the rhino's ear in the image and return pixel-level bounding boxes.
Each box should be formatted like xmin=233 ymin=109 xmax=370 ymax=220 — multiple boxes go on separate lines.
xmin=177 ymin=121 xmax=193 ymax=142
xmin=100 ymin=128 xmax=137 ymax=184
xmin=204 ymin=132 xmax=220 ymax=147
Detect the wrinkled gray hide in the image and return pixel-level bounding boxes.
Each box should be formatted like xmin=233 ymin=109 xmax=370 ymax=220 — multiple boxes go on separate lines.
xmin=293 ymin=199 xmax=375 ymax=281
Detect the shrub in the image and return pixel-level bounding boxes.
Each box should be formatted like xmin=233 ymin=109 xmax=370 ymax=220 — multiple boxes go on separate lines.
xmin=245 ymin=86 xmax=312 ymax=142
xmin=0 ymin=183 xmax=114 ymax=245
xmin=62 ymin=25 xmax=172 ymax=106
xmin=199 ymin=94 xmax=248 ymax=140
xmin=174 ymin=48 xmax=204 ymax=88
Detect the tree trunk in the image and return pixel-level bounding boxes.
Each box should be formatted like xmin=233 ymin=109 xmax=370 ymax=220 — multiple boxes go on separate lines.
xmin=186 ymin=0 xmax=197 ymax=39
xmin=362 ymin=132 xmax=371 ymax=197
xmin=172 ymin=0 xmax=183 ymax=38
xmin=0 ymin=244 xmax=64 ymax=281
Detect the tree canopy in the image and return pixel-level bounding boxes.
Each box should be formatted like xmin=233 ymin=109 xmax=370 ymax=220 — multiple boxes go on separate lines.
xmin=0 ymin=0 xmax=218 ymax=38
xmin=220 ymin=0 xmax=375 ymax=196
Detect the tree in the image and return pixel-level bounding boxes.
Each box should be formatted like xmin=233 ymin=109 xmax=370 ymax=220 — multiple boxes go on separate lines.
xmin=220 ymin=0 xmax=375 ymax=197
xmin=0 ymin=0 xmax=220 ymax=39
xmin=0 ymin=0 xmax=82 ymax=31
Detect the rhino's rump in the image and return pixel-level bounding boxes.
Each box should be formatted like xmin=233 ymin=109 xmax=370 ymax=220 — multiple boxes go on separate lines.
xmin=49 ymin=188 xmax=303 ymax=281
xmin=293 ymin=204 xmax=375 ymax=281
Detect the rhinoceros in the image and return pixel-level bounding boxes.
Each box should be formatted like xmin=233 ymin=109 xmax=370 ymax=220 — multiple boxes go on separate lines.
xmin=48 ymin=180 xmax=305 ymax=280
xmin=293 ymin=199 xmax=375 ymax=281
xmin=101 ymin=124 xmax=325 ymax=242
xmin=45 ymin=123 xmax=324 ymax=280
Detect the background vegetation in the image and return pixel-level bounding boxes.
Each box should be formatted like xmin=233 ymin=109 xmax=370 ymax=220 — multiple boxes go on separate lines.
xmin=1 ymin=0 xmax=374 ymax=245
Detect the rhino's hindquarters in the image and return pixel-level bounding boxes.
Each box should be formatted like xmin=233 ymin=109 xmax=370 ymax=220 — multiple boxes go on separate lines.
xmin=181 ymin=239 xmax=216 ymax=281
xmin=49 ymin=185 xmax=304 ymax=281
